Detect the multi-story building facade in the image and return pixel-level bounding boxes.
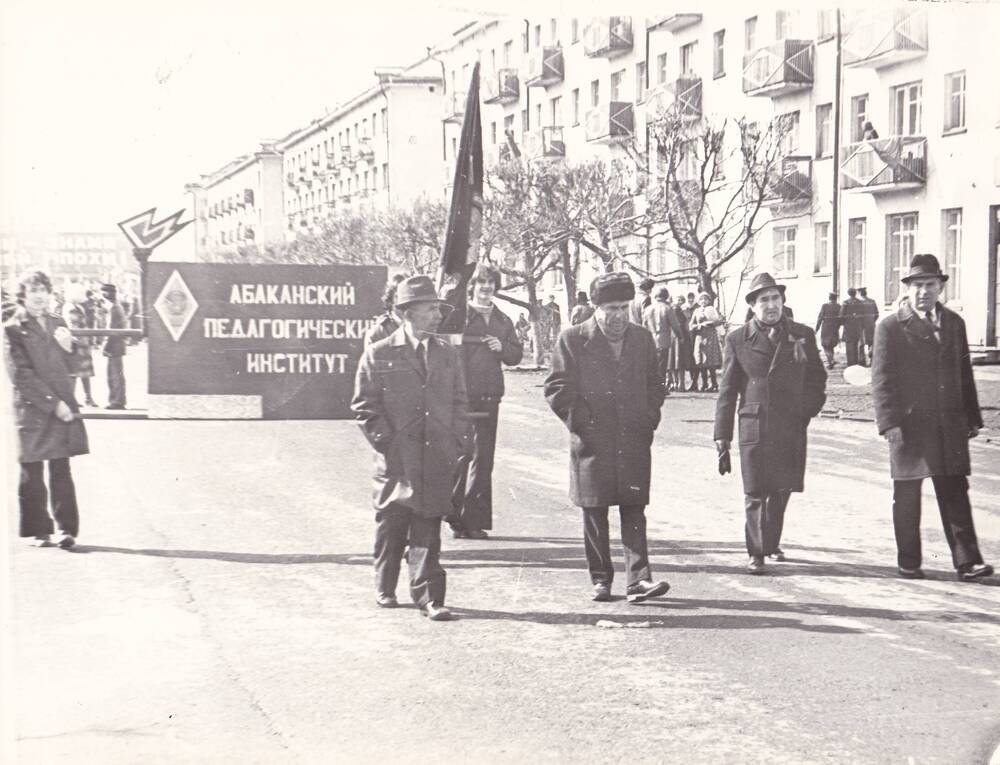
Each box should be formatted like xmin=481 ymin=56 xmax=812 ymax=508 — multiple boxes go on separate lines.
xmin=430 ymin=7 xmax=1000 ymax=349
xmin=185 ymin=142 xmax=286 ymax=258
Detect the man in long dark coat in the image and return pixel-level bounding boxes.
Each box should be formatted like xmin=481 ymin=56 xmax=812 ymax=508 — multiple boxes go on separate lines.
xmin=544 ymin=273 xmax=670 ymax=603
xmin=858 ymin=287 xmax=879 ymax=364
xmin=839 ymin=287 xmax=865 ymax=367
xmin=871 ymin=254 xmax=993 ymax=582
xmin=814 ymin=292 xmax=841 ymax=369
xmin=351 ymin=275 xmax=471 ymax=620
xmin=714 ymin=273 xmax=827 ymax=574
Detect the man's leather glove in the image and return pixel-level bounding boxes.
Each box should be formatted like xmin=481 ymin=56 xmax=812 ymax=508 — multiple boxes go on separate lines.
xmin=715 ymin=439 xmax=731 ymax=475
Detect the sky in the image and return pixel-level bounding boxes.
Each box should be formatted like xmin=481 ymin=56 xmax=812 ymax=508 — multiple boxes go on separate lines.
xmin=0 ymin=0 xmax=488 ymax=246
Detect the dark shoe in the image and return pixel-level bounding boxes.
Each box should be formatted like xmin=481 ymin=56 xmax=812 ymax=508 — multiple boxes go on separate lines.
xmin=591 ymin=583 xmax=612 ymax=602
xmin=464 ymin=529 xmax=489 ymax=540
xmin=450 ymin=526 xmax=467 ymax=539
xmin=56 ymin=533 xmax=76 ymax=550
xmin=958 ymin=563 xmax=994 ymax=582
xmin=897 ymin=566 xmax=926 ymax=580
xmin=375 ymin=592 xmax=398 ymax=608
xmin=687 ymin=383 xmax=699 ymax=392
xmin=708 ymin=384 xmax=719 ymax=393
xmin=420 ymin=603 xmax=453 ymax=621
xmin=747 ymin=556 xmax=766 ymax=574
xmin=767 ymin=548 xmax=786 ymax=562
xmin=105 ymin=404 xmax=125 ymax=410
xmin=626 ymin=579 xmax=670 ymax=603
xmin=84 ymin=398 xmax=97 ymax=407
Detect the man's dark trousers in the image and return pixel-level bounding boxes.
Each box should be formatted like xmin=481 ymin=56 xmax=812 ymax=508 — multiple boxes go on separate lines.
xmin=374 ymin=503 xmax=446 ymax=606
xmin=19 ymin=458 xmax=79 ymax=538
xmin=892 ymin=476 xmax=985 ymax=570
xmin=451 ymin=401 xmax=499 ymax=531
xmin=744 ymin=491 xmax=790 ymax=556
xmin=582 ymin=505 xmax=651 ymax=587
xmin=107 ymin=356 xmax=126 ymax=408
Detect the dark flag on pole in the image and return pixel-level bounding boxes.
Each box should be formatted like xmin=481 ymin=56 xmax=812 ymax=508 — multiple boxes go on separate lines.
xmin=437 ymin=61 xmax=484 ymax=313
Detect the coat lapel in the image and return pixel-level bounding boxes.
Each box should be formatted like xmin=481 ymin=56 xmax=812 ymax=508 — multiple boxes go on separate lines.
xmin=388 ymin=326 xmax=425 ymax=378
xmin=581 ymin=318 xmax=617 ymax=368
xmin=898 ymin=302 xmax=937 ymax=346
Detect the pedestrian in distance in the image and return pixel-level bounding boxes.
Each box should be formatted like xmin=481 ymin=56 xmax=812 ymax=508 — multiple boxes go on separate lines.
xmin=363 ymin=273 xmax=407 ymax=348
xmin=351 ymin=275 xmax=472 ymax=620
xmin=671 ymin=295 xmax=693 ymax=392
xmin=858 ymin=287 xmax=879 ymax=364
xmin=840 ymin=287 xmax=865 ymax=368
xmin=642 ymin=287 xmax=684 ymax=394
xmin=569 ymin=290 xmax=594 ymax=326
xmin=871 ymin=254 xmax=993 ymax=583
xmin=689 ymin=292 xmax=723 ymax=393
xmin=815 ymin=292 xmax=842 ymax=370
xmin=439 ymin=263 xmax=523 ymax=539
xmin=714 ymin=273 xmax=827 ymax=574
xmin=4 ymin=271 xmax=89 ymax=550
xmin=628 ymin=277 xmax=655 ymax=325
xmin=63 ymin=283 xmax=98 ymax=406
xmin=100 ymin=283 xmax=127 ymax=410
xmin=544 ymin=273 xmax=671 ymax=604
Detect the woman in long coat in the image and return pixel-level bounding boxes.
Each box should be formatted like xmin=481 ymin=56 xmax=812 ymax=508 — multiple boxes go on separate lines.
xmin=63 ymin=283 xmax=97 ymax=406
xmin=689 ymin=292 xmax=724 ymax=392
xmin=4 ymin=271 xmax=89 ymax=548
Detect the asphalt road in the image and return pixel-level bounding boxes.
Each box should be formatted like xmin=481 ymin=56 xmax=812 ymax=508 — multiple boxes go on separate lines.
xmin=3 ymin=370 xmax=999 ymax=764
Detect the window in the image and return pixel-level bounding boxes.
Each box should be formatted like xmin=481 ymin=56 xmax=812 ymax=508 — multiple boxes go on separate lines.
xmin=657 ymin=53 xmax=667 ymax=84
xmin=362 ymin=118 xmax=368 ymax=137
xmin=503 ymin=114 xmax=515 ymax=134
xmin=778 ymin=110 xmax=800 ymax=155
xmin=522 ymin=31 xmax=529 ymax=53
xmin=713 ymin=30 xmax=725 ymax=78
xmin=503 ymin=40 xmax=512 ymax=66
xmin=571 ymin=18 xmax=578 ymax=43
xmin=815 ymin=103 xmax=832 ymax=158
xmin=776 ymin=9 xmax=797 ymax=39
xmin=817 ymin=9 xmax=836 ymax=40
xmin=635 ymin=62 xmax=646 ymax=100
xmin=521 ymin=109 xmax=528 ymax=132
xmin=550 ymin=18 xmax=557 ymax=43
xmin=610 ymin=69 xmax=625 ymax=101
xmin=591 ymin=79 xmax=600 ymax=107
xmin=550 ymin=96 xmax=562 ymax=126
xmin=382 ymin=163 xmax=389 ymax=190
xmin=773 ymin=226 xmax=797 ymax=273
xmin=814 ymin=222 xmax=830 ymax=273
xmin=535 ymin=103 xmax=542 ymax=129
xmin=892 ymin=81 xmax=922 ymax=136
xmin=885 ymin=212 xmax=919 ymax=301
xmin=850 ymin=94 xmax=869 ymax=142
xmin=571 ymin=88 xmax=580 ymax=125
xmin=944 ymin=71 xmax=966 ymax=132
xmin=490 ymin=49 xmax=496 ymax=72
xmin=942 ymin=208 xmax=962 ymax=299
xmin=533 ymin=24 xmax=541 ymax=48
xmin=680 ymin=41 xmax=697 ymax=75
xmin=745 ymin=16 xmax=757 ymax=52
xmin=451 ymin=137 xmax=457 ymax=158
xmin=491 ymin=121 xmax=497 ymax=145
xmin=372 ymin=166 xmax=379 ymax=190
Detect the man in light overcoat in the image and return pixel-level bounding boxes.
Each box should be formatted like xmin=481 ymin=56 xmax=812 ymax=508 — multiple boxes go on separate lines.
xmin=714 ymin=273 xmax=827 ymax=574
xmin=544 ymin=273 xmax=670 ymax=603
xmin=871 ymin=254 xmax=993 ymax=582
xmin=351 ymin=275 xmax=471 ymax=620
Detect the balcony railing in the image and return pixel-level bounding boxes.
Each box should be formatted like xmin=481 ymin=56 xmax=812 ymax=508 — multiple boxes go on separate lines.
xmin=442 ymin=91 xmax=466 ymax=122
xmin=584 ymin=17 xmax=633 ymax=58
xmin=674 ymin=76 xmax=702 ymax=120
xmin=526 ymin=47 xmax=564 ymax=87
xmin=358 ymin=138 xmax=375 ymax=160
xmin=326 ymin=157 xmax=337 ymax=170
xmin=647 ymin=14 xmax=701 ymax=32
xmin=523 ymin=126 xmax=566 ymax=159
xmin=483 ymin=69 xmax=520 ymax=105
xmin=763 ymin=156 xmax=813 ymax=203
xmin=842 ymin=7 xmax=928 ymax=69
xmin=840 ymin=136 xmax=927 ymax=193
xmin=243 ymin=189 xmax=255 ymax=206
xmin=743 ymin=39 xmax=814 ymax=97
xmin=341 ymin=148 xmax=356 ymax=168
xmin=585 ymin=102 xmax=634 ymax=143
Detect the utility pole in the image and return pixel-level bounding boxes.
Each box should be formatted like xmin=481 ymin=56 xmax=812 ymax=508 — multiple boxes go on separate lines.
xmin=831 ymin=9 xmax=843 ymax=295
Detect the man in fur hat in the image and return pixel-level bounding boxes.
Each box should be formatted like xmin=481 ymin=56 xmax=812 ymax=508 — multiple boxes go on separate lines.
xmin=545 ymin=272 xmax=671 ymax=603
xmin=871 ymin=254 xmax=993 ymax=582
xmin=714 ymin=273 xmax=827 ymax=574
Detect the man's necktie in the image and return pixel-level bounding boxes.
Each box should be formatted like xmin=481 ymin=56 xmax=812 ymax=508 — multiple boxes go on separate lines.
xmin=925 ymin=312 xmax=940 ymax=342
xmin=416 ymin=341 xmax=428 ymax=378
xmin=768 ymin=325 xmax=781 ymax=346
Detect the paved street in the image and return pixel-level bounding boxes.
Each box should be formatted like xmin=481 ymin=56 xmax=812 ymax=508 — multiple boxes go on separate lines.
xmin=3 ymin=367 xmax=1000 ymax=764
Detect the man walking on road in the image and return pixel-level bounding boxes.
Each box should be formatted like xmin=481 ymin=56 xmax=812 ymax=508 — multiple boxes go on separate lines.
xmin=101 ymin=284 xmax=127 ymax=409
xmin=840 ymin=287 xmax=865 ymax=367
xmin=815 ymin=292 xmax=841 ymax=370
xmin=544 ymin=273 xmax=671 ymax=604
xmin=858 ymin=287 xmax=879 ymax=364
xmin=628 ymin=277 xmax=655 ymax=325
xmin=871 ymin=254 xmax=993 ymax=582
xmin=351 ymin=275 xmax=471 ymax=621
xmin=714 ymin=273 xmax=827 ymax=574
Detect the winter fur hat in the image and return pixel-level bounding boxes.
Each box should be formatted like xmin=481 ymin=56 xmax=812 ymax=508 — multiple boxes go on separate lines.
xmin=589 ymin=272 xmax=635 ymax=306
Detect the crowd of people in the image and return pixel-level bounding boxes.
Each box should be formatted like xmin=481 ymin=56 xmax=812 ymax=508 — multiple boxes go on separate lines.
xmin=815 ymin=287 xmax=880 ymax=370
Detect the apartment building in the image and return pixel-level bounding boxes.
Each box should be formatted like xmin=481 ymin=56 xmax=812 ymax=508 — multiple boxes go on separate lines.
xmin=185 ymin=142 xmax=286 ymax=258
xmin=430 ymin=7 xmax=1000 ymax=348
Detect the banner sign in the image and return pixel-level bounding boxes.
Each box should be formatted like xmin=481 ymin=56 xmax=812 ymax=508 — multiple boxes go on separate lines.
xmin=148 ymin=263 xmax=386 ymax=419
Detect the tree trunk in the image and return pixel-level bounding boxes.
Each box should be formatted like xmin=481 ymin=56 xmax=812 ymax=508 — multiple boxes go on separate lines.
xmin=559 ymin=239 xmax=576 ymax=309
xmin=524 ymin=277 xmax=546 ymax=367
xmin=600 ymin=232 xmax=613 ymax=273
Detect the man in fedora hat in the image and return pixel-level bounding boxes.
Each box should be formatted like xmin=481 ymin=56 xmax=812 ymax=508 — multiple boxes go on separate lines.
xmin=100 ymin=283 xmax=127 ymax=409
xmin=714 ymin=273 xmax=827 ymax=573
xmin=545 ymin=272 xmax=671 ymax=603
xmin=857 ymin=287 xmax=879 ymax=364
xmin=871 ymin=254 xmax=993 ymax=582
xmin=814 ymin=292 xmax=841 ymax=370
xmin=351 ymin=274 xmax=472 ymax=620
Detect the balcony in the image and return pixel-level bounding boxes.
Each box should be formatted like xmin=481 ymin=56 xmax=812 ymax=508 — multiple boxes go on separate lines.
xmin=584 ymin=17 xmax=633 ymax=58
xmin=842 ymin=7 xmax=927 ymax=69
xmin=482 ymin=69 xmax=520 ymax=105
xmin=763 ymin=156 xmax=813 ymax=204
xmin=526 ymin=47 xmax=564 ymax=87
xmin=673 ymin=76 xmax=702 ymax=121
xmin=840 ymin=136 xmax=927 ymax=193
xmin=341 ymin=148 xmax=356 ymax=168
xmin=287 ymin=172 xmax=296 ymax=186
xmin=442 ymin=91 xmax=466 ymax=123
xmin=243 ymin=189 xmax=255 ymax=206
xmin=743 ymin=40 xmax=814 ymax=98
xmin=523 ymin=126 xmax=566 ymax=159
xmin=585 ymin=102 xmax=634 ymax=143
xmin=326 ymin=157 xmax=337 ymax=170
xmin=357 ymin=138 xmax=375 ymax=160
xmin=647 ymin=14 xmax=701 ymax=32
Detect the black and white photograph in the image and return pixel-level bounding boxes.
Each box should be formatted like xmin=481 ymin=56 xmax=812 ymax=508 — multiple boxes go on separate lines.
xmin=2 ymin=1 xmax=1000 ymax=762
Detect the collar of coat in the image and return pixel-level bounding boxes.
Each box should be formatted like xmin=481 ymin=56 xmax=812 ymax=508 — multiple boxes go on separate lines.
xmin=6 ymin=306 xmax=57 ymax=329
xmin=897 ymin=300 xmax=951 ymax=344
xmin=742 ymin=318 xmax=810 ymax=368
xmin=386 ymin=325 xmax=452 ymax=350
xmin=579 ymin=316 xmax=638 ymax=361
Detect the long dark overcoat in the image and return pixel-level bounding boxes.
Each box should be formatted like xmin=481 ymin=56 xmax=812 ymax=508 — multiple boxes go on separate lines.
xmin=714 ymin=320 xmax=827 ymax=495
xmin=544 ymin=318 xmax=665 ymax=507
xmin=839 ymin=297 xmax=864 ymax=343
xmin=871 ymin=302 xmax=981 ymax=480
xmin=351 ymin=327 xmax=470 ymax=517
xmin=439 ymin=303 xmax=523 ymax=406
xmin=814 ymin=302 xmax=841 ymax=349
xmin=4 ymin=311 xmax=89 ymax=463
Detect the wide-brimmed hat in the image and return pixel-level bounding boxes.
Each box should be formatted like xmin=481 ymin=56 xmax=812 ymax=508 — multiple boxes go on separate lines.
xmin=590 ymin=272 xmax=635 ymax=305
xmin=744 ymin=272 xmax=786 ymax=304
xmin=901 ymin=253 xmax=948 ymax=283
xmin=100 ymin=283 xmax=117 ymax=300
xmin=394 ymin=275 xmax=448 ymax=309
